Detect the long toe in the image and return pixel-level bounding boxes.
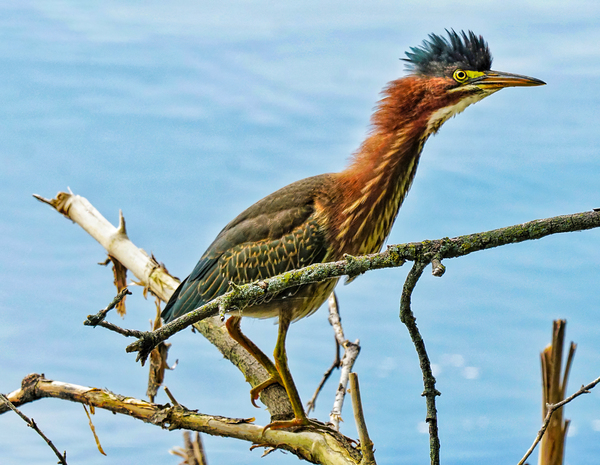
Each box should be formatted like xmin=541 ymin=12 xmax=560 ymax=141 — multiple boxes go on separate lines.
xmin=250 ymin=375 xmax=283 ymax=408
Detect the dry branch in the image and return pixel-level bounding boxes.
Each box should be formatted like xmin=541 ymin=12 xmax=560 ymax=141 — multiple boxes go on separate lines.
xmin=399 ymin=260 xmax=440 ymax=465
xmin=33 ymin=191 xmax=600 ymax=464
xmin=539 ymin=320 xmax=575 ymax=465
xmin=349 ymin=374 xmax=375 ymax=465
xmin=3 ymin=374 xmax=361 ymax=465
xmin=306 ymin=293 xmax=361 ymax=430
xmin=0 ymin=391 xmax=67 ymax=464
xmin=33 ymin=192 xmax=178 ymax=302
xmin=518 ymin=373 xmax=600 ymax=465
xmin=34 ymin=191 xmax=294 ymax=421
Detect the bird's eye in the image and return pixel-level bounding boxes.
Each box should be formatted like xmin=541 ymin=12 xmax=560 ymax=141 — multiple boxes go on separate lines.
xmin=453 ymin=69 xmax=468 ymax=83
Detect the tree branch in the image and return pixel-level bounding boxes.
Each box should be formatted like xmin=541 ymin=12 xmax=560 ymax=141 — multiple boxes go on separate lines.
xmin=2 ymin=374 xmax=361 ymax=465
xmin=33 ymin=192 xmax=178 ymax=302
xmin=306 ymin=293 xmax=361 ymax=430
xmin=518 ymin=374 xmax=600 ymax=465
xmin=349 ymin=373 xmax=375 ymax=465
xmin=399 ymin=261 xmax=440 ymax=465
xmin=327 ymin=293 xmax=361 ymax=430
xmin=0 ymin=390 xmax=67 ymax=464
xmin=34 ymin=191 xmax=600 ymax=463
xmin=122 ymin=208 xmax=600 ymax=365
xmin=34 ymin=191 xmax=293 ymax=421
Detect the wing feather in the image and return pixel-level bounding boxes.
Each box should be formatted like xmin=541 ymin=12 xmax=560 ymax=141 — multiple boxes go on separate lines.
xmin=162 ymin=174 xmax=332 ymax=322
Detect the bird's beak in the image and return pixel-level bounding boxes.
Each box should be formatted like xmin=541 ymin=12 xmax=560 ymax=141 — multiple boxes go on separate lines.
xmin=474 ymin=70 xmax=546 ymax=89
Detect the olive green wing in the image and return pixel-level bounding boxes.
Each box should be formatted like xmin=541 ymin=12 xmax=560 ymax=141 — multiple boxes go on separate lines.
xmin=162 ymin=174 xmax=332 ymax=322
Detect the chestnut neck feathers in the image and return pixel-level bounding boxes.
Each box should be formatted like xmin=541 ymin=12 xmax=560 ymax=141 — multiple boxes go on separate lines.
xmin=328 ymin=75 xmax=480 ymax=256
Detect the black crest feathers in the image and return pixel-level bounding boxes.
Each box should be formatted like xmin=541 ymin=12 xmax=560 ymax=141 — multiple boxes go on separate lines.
xmin=404 ymin=30 xmax=492 ymax=76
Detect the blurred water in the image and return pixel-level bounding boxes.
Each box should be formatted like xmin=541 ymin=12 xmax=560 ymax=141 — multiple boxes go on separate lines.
xmin=2 ymin=2 xmax=600 ymax=464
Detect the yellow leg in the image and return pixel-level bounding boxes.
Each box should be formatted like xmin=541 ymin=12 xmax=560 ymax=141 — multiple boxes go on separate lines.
xmin=226 ymin=314 xmax=326 ymax=432
xmin=262 ymin=309 xmax=309 ymax=429
xmin=225 ymin=316 xmax=282 ymax=407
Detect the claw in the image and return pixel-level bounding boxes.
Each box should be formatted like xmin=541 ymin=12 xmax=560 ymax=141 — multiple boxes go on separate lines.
xmin=262 ymin=416 xmax=332 ymax=434
xmin=249 ymin=376 xmax=283 ymax=408
xmin=250 ymin=392 xmax=260 ymax=409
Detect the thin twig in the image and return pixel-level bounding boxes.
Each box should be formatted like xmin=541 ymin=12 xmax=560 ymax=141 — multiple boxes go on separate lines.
xmin=305 ymin=292 xmax=362 ymax=430
xmin=307 ymin=293 xmax=343 ymax=414
xmin=92 ymin=320 xmax=147 ymax=338
xmin=306 ymin=353 xmax=339 ymax=414
xmin=0 ymin=392 xmax=67 ymax=464
xmin=349 ymin=373 xmax=376 ymax=465
xmin=83 ymin=287 xmax=132 ymax=326
xmin=400 ymin=260 xmax=440 ymax=465
xmin=518 ymin=374 xmax=600 ymax=465
xmin=164 ymin=386 xmax=181 ymax=407
xmin=330 ymin=340 xmax=360 ymax=430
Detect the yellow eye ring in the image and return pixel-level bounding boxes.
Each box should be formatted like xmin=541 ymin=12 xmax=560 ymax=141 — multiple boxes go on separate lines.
xmin=453 ymin=69 xmax=468 ymax=83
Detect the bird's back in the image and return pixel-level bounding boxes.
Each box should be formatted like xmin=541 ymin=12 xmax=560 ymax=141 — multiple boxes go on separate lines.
xmin=161 ymin=174 xmax=337 ymax=323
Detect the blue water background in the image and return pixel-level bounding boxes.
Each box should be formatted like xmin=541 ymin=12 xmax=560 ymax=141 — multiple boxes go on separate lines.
xmin=2 ymin=2 xmax=600 ymax=464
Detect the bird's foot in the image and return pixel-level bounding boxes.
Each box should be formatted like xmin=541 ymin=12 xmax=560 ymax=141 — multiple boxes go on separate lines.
xmin=250 ymin=375 xmax=283 ymax=408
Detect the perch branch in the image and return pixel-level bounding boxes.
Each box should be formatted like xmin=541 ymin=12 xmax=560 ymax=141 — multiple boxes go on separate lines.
xmin=34 ymin=191 xmax=293 ymax=421
xmin=121 ymin=208 xmax=600 ymax=364
xmin=2 ymin=374 xmax=361 ymax=465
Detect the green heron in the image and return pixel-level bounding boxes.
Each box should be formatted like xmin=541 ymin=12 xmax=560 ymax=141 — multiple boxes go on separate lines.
xmin=162 ymin=30 xmax=544 ymax=430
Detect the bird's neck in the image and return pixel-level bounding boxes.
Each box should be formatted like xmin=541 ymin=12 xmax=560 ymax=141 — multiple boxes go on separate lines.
xmin=329 ymin=76 xmax=450 ymax=255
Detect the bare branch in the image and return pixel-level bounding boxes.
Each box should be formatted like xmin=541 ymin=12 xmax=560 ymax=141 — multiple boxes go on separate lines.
xmin=538 ymin=320 xmax=573 ymax=465
xmin=0 ymin=391 xmax=67 ymax=464
xmin=349 ymin=373 xmax=375 ymax=465
xmin=518 ymin=374 xmax=600 ymax=465
xmin=330 ymin=339 xmax=360 ymax=431
xmin=84 ymin=287 xmax=132 ymax=326
xmin=3 ymin=374 xmax=362 ymax=465
xmin=305 ymin=293 xmax=361 ymax=430
xmin=33 ymin=192 xmax=179 ymax=302
xmin=306 ymin=351 xmax=340 ymax=415
xmin=400 ymin=260 xmax=440 ymax=465
xmin=328 ymin=292 xmax=346 ymax=344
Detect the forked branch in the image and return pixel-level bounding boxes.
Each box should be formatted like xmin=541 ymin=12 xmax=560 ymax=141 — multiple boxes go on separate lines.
xmin=518 ymin=374 xmax=600 ymax=465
